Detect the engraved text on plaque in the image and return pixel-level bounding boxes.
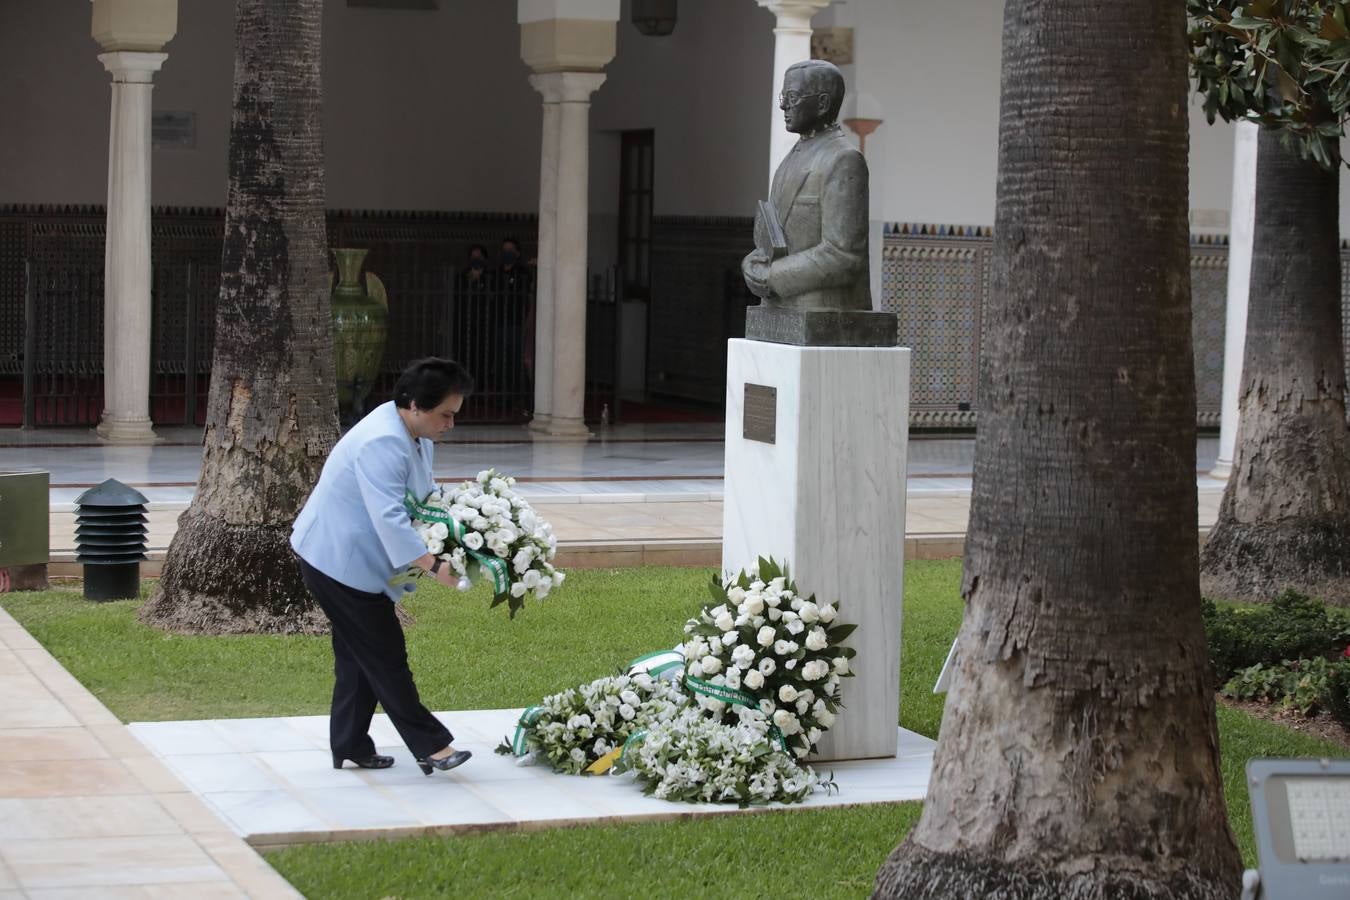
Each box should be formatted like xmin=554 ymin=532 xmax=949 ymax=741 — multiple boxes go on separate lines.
xmin=743 ymin=383 xmax=777 ymax=445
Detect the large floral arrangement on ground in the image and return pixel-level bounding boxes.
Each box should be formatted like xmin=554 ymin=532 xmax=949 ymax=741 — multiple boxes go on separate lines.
xmin=679 ymin=557 xmax=855 ymax=759
xmin=502 ymin=673 xmax=686 ymax=774
xmin=501 ymin=559 xmax=854 ymax=806
xmin=406 ymin=468 xmax=563 ymax=616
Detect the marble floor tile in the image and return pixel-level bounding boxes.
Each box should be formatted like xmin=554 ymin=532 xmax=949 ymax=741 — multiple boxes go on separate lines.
xmin=126 ymin=721 xmax=234 ymax=757
xmin=2 ymin=835 xmax=228 ymax=889
xmin=204 ymin=790 xmax=328 ymax=837
xmin=159 ymin=753 xmax=280 ymax=795
xmin=132 ymin=709 xmax=936 ymax=843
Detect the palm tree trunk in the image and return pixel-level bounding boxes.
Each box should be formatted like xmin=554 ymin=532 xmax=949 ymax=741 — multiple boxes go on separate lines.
xmin=874 ymin=0 xmax=1241 ymax=895
xmin=1200 ymin=130 xmax=1350 ymax=606
xmin=140 ymin=0 xmax=338 ymax=634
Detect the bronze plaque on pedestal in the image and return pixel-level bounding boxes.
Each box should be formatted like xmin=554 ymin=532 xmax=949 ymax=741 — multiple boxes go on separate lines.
xmin=743 ymin=384 xmax=776 ymax=445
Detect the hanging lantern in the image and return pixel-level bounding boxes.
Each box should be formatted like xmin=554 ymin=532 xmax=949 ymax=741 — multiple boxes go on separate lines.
xmin=631 ymin=0 xmax=677 ymax=36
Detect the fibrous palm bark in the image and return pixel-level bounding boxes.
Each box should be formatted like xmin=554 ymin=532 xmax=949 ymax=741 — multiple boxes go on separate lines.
xmin=140 ymin=0 xmax=337 ymax=634
xmin=874 ymin=0 xmax=1243 ymax=896
xmin=1201 ymin=129 xmax=1350 ymax=606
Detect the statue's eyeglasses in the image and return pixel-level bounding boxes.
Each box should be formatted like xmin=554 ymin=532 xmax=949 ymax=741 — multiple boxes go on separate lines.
xmin=779 ymin=91 xmax=823 ymax=108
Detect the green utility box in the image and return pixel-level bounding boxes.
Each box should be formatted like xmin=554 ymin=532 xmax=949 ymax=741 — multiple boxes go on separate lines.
xmin=0 ymin=471 xmax=50 ymax=591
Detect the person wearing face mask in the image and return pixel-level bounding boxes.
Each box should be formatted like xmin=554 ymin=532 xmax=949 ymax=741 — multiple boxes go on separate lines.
xmin=463 ymin=244 xmax=489 ymax=291
xmin=497 ymin=237 xmax=526 ymax=292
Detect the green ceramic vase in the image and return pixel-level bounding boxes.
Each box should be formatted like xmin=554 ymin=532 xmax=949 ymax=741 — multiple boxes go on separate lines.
xmin=330 ymin=248 xmax=388 ymax=422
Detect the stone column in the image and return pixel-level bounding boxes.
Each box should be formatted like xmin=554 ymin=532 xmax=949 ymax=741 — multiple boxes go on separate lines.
xmin=757 ymin=0 xmax=832 ymax=187
xmin=548 ymin=71 xmax=606 ymax=437
xmin=1212 ymin=120 xmax=1258 ymax=479
xmin=528 ymin=77 xmax=562 ymax=431
xmin=91 ymin=0 xmax=177 ymax=444
xmin=518 ymin=0 xmax=618 ymax=438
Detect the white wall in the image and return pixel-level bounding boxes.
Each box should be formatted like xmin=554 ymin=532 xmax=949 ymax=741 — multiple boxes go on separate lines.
xmin=1 ymin=0 xmax=1345 ymax=234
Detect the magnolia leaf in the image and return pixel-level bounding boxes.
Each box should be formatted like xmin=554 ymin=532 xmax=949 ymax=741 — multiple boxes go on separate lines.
xmin=1321 ymin=11 xmax=1350 ymax=41
xmin=1276 ymin=64 xmax=1303 ymax=101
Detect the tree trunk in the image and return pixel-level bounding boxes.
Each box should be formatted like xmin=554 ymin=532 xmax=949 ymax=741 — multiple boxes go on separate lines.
xmin=140 ymin=0 xmax=338 ymax=635
xmin=1200 ymin=130 xmax=1350 ymax=606
xmin=874 ymin=1 xmax=1242 ymax=896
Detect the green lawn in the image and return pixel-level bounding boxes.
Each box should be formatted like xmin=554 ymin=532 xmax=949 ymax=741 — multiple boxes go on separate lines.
xmin=4 ymin=560 xmax=1344 ymax=899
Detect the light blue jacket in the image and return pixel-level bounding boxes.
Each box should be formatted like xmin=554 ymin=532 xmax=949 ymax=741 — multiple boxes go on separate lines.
xmin=291 ymin=401 xmax=435 ymax=601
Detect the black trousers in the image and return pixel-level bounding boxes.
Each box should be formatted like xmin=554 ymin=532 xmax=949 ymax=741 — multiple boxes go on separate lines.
xmin=298 ymin=558 xmax=452 ymax=760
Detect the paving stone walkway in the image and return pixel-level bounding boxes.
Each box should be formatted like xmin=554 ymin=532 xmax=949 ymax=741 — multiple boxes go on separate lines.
xmin=0 ymin=608 xmax=300 ymax=899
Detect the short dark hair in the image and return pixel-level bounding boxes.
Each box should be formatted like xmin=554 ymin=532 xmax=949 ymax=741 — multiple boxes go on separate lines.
xmin=468 ymin=244 xmax=487 ymax=258
xmin=393 ymin=358 xmax=474 ymax=410
xmin=501 ymin=237 xmax=521 ymax=251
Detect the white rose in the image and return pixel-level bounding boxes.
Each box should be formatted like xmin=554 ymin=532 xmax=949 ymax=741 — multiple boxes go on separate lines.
xmin=471 ymin=516 xmax=490 ymax=532
xmin=744 ymin=669 xmax=765 ymax=690
xmin=535 ymin=580 xmax=551 ymax=599
xmin=618 ymin=703 xmax=636 ymax=721
xmin=778 ymin=684 xmax=798 ymax=703
xmin=805 ymin=627 xmax=828 ymax=651
xmin=426 ymin=539 xmax=444 ymax=556
xmin=758 ymin=657 xmax=776 ymax=676
xmin=759 ymin=699 xmax=776 ymax=716
xmin=799 ymin=601 xmax=820 ymax=623
xmin=833 ymin=656 xmax=850 ymax=675
xmin=721 ymin=631 xmax=739 ymax=648
xmin=570 ymin=747 xmax=586 ymax=763
xmin=552 ymin=571 xmax=566 ymax=587
xmin=769 ymin=577 xmax=786 ymax=592
xmin=462 ymin=531 xmax=484 ymax=551
xmin=715 ymin=612 xmax=735 ymax=632
xmin=489 ymin=477 xmax=509 ymax=493
xmin=710 ymin=604 xmax=729 ymax=620
xmin=512 ymin=547 xmax=536 ymax=575
xmin=700 ymin=655 xmax=722 ymax=675
xmin=510 ymin=582 xmax=528 ymax=598
xmin=620 ymin=690 xmax=640 ymax=706
xmin=818 ymin=604 xmax=838 ymax=623
xmin=756 ymin=626 xmax=776 ymax=647
xmin=725 ymin=668 xmax=742 ymax=689
xmin=773 ymin=639 xmax=793 ymax=656
xmin=765 ymin=592 xmax=782 ymax=608
xmin=744 ymin=595 xmax=765 ymax=616
xmin=687 ymin=660 xmax=704 ymax=678
xmin=807 ymin=727 xmax=821 ymax=745
xmin=790 ymin=597 xmax=804 ymax=611
xmin=817 ymin=709 xmax=836 ymax=728
xmin=522 ymin=569 xmax=542 ymax=589
xmin=768 ymin=607 xmax=783 ymax=621
xmin=785 ymin=619 xmax=805 ymax=635
xmin=731 ymin=645 xmax=756 ymax=669
xmin=429 ymin=522 xmax=449 ymax=541
xmin=796 ymin=697 xmax=810 ymax=715
xmin=785 ymin=659 xmax=798 ymax=670
xmin=727 ymin=586 xmax=747 ymax=603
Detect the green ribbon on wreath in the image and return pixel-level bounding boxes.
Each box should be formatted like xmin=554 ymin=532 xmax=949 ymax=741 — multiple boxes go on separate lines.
xmin=404 ymin=490 xmax=511 ymax=597
xmin=511 ymin=704 xmax=545 ymax=756
xmin=683 ymin=674 xmax=791 ymax=754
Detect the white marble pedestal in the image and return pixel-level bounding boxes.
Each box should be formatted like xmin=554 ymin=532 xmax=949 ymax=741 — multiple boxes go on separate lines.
xmin=722 ymin=338 xmax=910 ymax=761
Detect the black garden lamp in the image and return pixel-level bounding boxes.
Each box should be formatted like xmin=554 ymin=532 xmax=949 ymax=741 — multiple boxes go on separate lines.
xmin=74 ymin=478 xmax=148 ymax=601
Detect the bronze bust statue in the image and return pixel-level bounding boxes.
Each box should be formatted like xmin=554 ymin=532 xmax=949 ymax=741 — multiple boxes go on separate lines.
xmin=742 ymin=60 xmax=894 ymax=346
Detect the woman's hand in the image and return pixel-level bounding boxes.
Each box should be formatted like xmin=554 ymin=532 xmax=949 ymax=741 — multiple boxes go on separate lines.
xmin=414 ymin=552 xmax=460 ymax=589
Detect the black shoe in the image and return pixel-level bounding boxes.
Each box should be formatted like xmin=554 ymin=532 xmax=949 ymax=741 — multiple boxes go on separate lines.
xmin=332 ymin=753 xmax=395 ymax=770
xmin=415 ymin=749 xmax=472 ymax=775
